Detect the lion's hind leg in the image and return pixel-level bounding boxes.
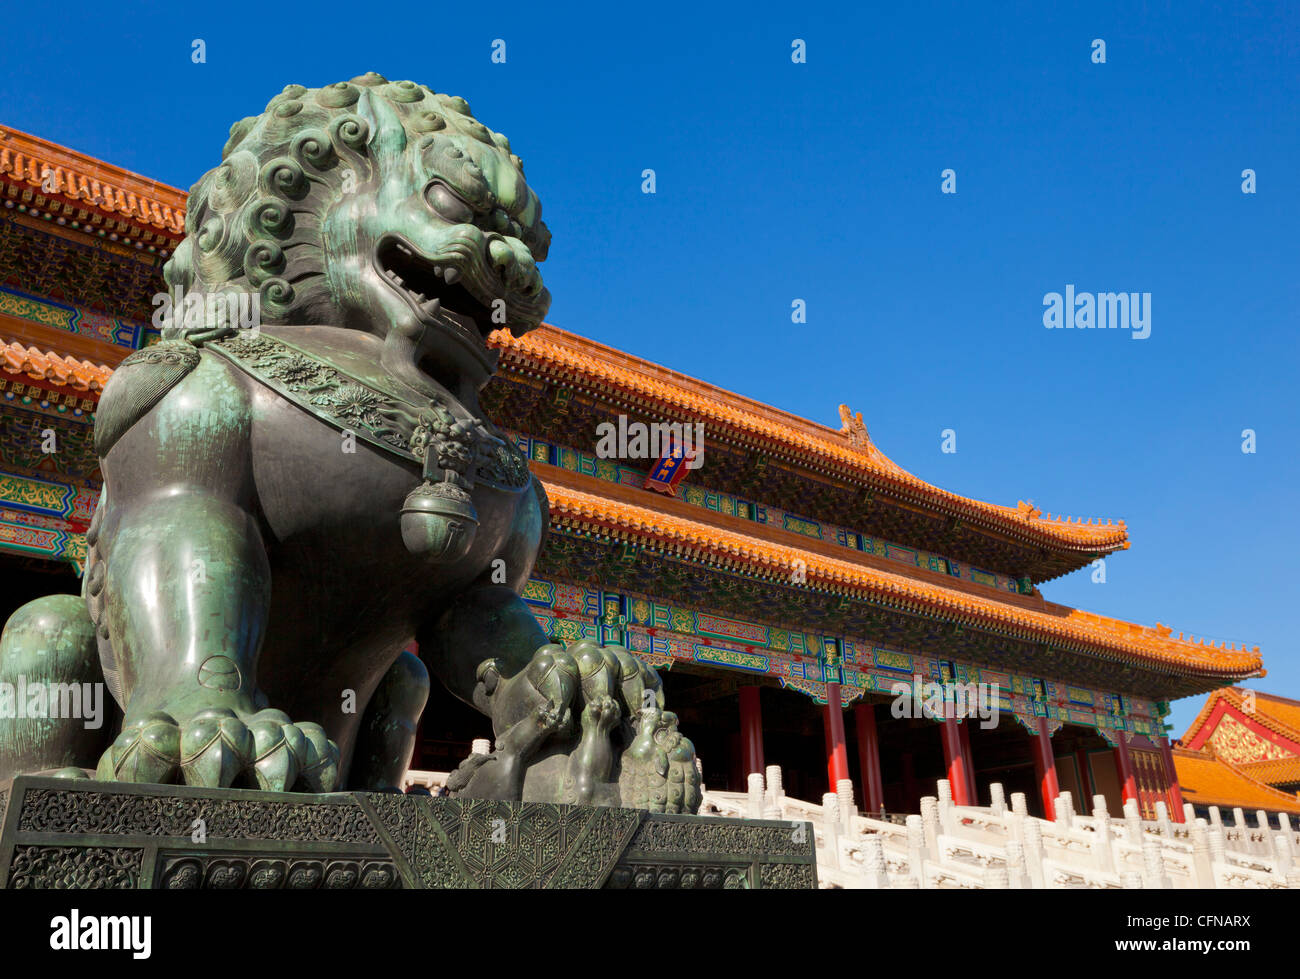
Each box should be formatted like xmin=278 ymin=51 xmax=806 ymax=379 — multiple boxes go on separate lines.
xmin=349 ymin=649 xmax=430 ymax=791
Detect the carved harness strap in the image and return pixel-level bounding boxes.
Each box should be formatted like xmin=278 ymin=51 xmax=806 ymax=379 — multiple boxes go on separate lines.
xmin=205 ymin=330 xmax=530 ymax=562
xmin=204 ymin=331 xmax=529 ymax=487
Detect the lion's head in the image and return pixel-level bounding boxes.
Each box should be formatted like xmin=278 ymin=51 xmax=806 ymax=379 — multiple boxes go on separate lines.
xmin=165 ymin=73 xmax=551 ymax=389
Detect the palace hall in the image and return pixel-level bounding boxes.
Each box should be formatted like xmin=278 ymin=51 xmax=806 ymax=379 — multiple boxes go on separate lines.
xmin=0 ymin=125 xmax=1270 ymax=823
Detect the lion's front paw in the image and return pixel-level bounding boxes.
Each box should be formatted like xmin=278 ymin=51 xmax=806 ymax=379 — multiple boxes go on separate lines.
xmin=96 ymin=706 xmax=340 ymax=792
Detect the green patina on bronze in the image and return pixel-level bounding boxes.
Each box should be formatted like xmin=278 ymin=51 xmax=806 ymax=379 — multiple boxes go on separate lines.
xmin=0 ymin=74 xmax=701 ymax=815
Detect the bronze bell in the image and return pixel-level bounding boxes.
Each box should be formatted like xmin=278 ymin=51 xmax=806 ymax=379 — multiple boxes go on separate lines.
xmin=400 ymin=479 xmax=478 ymax=562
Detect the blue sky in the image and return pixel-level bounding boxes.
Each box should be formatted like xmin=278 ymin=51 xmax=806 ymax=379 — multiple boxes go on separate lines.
xmin=3 ymin=1 xmax=1296 ymax=733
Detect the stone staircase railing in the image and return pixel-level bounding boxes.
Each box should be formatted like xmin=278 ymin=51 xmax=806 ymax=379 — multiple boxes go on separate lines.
xmin=698 ymin=766 xmax=1300 ymax=889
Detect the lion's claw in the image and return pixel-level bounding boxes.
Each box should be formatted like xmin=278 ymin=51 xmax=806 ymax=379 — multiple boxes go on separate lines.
xmin=533 ymin=702 xmax=569 ymax=738
xmin=249 ymin=711 xmax=308 ymax=792
xmin=180 ymin=708 xmax=254 ymax=788
xmin=581 ymin=694 xmax=621 ymax=735
xmin=95 ymin=706 xmax=339 ymax=793
xmin=294 ymin=722 xmax=340 ymax=793
xmin=98 ymin=710 xmax=181 ymax=784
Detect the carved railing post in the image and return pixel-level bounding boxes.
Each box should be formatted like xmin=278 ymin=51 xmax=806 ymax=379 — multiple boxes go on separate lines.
xmin=1021 ymin=817 xmax=1046 ymax=889
xmin=1004 ymin=840 xmax=1030 ymax=889
xmin=820 ymin=792 xmax=840 ymax=867
xmin=936 ymin=779 xmax=954 ymax=833
xmin=747 ymin=772 xmax=766 ymax=820
xmin=1011 ymin=791 xmax=1028 ymax=818
xmin=905 ymin=814 xmax=929 ymax=889
xmin=1190 ymin=819 xmax=1216 ymax=889
xmin=1092 ymin=794 xmax=1109 ymax=821
xmin=1274 ymin=834 xmax=1293 ymax=879
xmin=837 ymin=778 xmax=856 ymax=831
xmin=1155 ymin=801 xmax=1172 ymax=838
xmin=1141 ymin=836 xmax=1170 ymax=889
xmin=989 ymin=782 xmax=1006 ymax=817
xmin=861 ymin=834 xmax=889 ymax=889
xmin=1094 ymin=801 xmax=1115 ymax=874
xmin=1208 ymin=822 xmax=1226 ymax=867
xmin=1054 ymin=794 xmax=1073 ymax=829
xmin=1009 ymin=792 xmax=1028 ymax=844
xmin=1123 ymin=799 xmax=1143 ymax=843
xmin=765 ymin=764 xmax=784 ymax=812
xmin=920 ymin=796 xmax=941 ymax=856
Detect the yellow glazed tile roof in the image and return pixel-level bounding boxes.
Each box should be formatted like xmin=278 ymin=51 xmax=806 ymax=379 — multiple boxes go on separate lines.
xmin=537 ymin=464 xmax=1261 ymax=679
xmin=1180 ymin=687 xmax=1300 ymax=749
xmin=1238 ymin=756 xmax=1300 ymax=786
xmin=493 ymin=325 xmax=1131 ymax=559
xmin=1 ymin=336 xmax=112 ymax=392
xmin=1173 ymin=748 xmax=1300 ymax=815
xmin=0 ymin=126 xmax=186 ymax=237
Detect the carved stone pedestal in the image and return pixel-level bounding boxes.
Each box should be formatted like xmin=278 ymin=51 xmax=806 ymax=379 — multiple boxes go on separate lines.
xmin=0 ymin=777 xmax=816 ymax=889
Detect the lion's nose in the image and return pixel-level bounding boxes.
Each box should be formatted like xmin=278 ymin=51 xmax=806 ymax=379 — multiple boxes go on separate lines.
xmin=487 ymin=236 xmax=533 ymax=290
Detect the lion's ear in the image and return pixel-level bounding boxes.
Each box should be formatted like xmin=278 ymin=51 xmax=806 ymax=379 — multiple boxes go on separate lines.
xmin=357 ymin=89 xmax=407 ymax=169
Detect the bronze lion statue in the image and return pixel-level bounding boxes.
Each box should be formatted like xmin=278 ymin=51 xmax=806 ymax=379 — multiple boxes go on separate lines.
xmin=0 ymin=74 xmax=700 ymax=814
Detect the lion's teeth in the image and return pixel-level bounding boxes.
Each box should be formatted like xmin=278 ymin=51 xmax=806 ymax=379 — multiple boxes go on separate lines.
xmin=412 ymin=293 xmax=424 ymax=303
xmin=423 ymin=298 xmax=441 ymax=316
xmin=390 ymin=274 xmax=404 ymax=288
xmin=433 ymin=266 xmax=442 ymax=277
xmin=443 ymin=267 xmax=461 ymax=285
xmin=396 ymin=243 xmax=411 ymax=256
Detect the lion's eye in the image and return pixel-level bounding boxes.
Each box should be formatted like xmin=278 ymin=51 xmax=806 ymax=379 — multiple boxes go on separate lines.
xmin=424 ymin=182 xmax=475 ymax=223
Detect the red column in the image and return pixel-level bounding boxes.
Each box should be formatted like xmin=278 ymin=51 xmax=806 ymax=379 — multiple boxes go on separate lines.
xmin=1114 ymin=734 xmax=1138 ymax=807
xmin=940 ymin=715 xmax=973 ymax=805
xmin=1031 ymin=717 xmax=1060 ymax=821
xmin=738 ymin=686 xmax=765 ymax=778
xmin=823 ymin=683 xmax=850 ymax=791
xmin=855 ymin=702 xmax=884 ymax=813
xmin=1159 ymin=736 xmax=1186 ymax=822
xmin=1074 ymin=748 xmax=1094 ymax=805
xmin=958 ymin=719 xmax=977 ymax=805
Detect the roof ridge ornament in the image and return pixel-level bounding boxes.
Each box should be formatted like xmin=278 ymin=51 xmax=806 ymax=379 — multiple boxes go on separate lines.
xmin=838 ymin=403 xmax=869 ymax=449
xmin=1016 ymin=500 xmax=1043 ymax=520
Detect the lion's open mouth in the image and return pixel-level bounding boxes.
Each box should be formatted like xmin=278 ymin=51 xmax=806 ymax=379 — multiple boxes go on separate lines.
xmin=376 ymin=235 xmax=498 ymax=344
